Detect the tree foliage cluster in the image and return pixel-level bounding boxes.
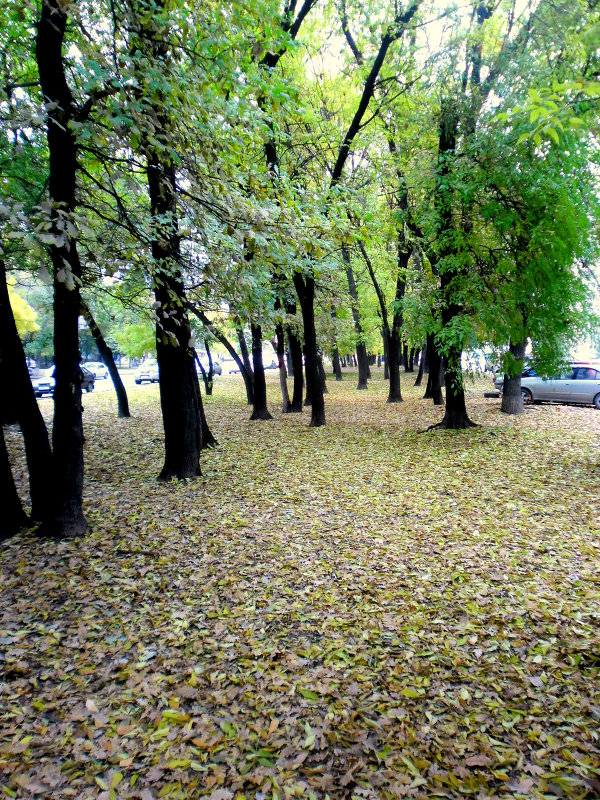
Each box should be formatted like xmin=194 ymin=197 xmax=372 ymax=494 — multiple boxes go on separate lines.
xmin=1 ymin=0 xmax=599 ymax=537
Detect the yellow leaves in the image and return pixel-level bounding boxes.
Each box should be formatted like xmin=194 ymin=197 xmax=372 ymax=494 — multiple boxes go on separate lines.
xmin=3 ymin=375 xmax=600 ymax=799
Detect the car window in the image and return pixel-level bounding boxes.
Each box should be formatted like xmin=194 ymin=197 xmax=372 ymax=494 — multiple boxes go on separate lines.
xmin=574 ymin=367 xmax=599 ymax=380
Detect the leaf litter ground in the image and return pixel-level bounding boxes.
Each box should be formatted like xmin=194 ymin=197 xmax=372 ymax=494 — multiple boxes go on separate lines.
xmin=2 ymin=372 xmax=600 ymax=800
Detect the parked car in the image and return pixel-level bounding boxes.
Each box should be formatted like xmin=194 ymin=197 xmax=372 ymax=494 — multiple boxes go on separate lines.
xmin=196 ymin=356 xmax=222 ymax=376
xmin=31 ymin=366 xmax=95 ymax=397
xmin=494 ymin=363 xmax=600 ymax=408
xmin=134 ymin=360 xmax=159 ymax=384
xmin=220 ymin=357 xmax=241 ymax=374
xmin=85 ymin=360 xmax=109 ymax=379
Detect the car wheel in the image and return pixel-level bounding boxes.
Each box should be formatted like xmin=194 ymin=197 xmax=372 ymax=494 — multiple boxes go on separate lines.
xmin=521 ymin=388 xmax=533 ymax=404
xmin=594 ymin=393 xmax=600 ymax=410
xmin=135 ymin=379 xmax=141 ymax=384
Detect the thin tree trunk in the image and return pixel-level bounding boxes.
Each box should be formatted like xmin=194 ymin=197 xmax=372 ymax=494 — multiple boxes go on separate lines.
xmin=408 ymin=346 xmax=415 ymax=372
xmin=331 ymin=305 xmax=343 ymax=380
xmin=236 ymin=325 xmax=254 ymax=401
xmin=414 ymin=341 xmax=427 ymax=387
xmin=195 ymin=352 xmax=212 ymax=396
xmin=275 ymin=323 xmax=291 ymax=412
xmin=288 ymin=327 xmax=303 ymax=412
xmin=343 ymin=248 xmax=368 ymax=390
xmin=1 ymin=425 xmax=29 ymax=541
xmin=383 ymin=334 xmax=389 ymax=379
xmin=501 ymin=339 xmax=526 ymax=415
xmin=204 ymin=338 xmax=214 ymax=395
xmin=36 ymin=0 xmax=87 ymax=537
xmin=318 ymin=351 xmax=328 ymax=394
xmin=250 ymin=323 xmax=272 ymax=420
xmin=186 ymin=304 xmax=254 ymax=404
xmin=0 ymin=257 xmax=54 ymax=523
xmin=293 ymin=274 xmax=325 ymax=426
xmin=80 ymin=300 xmax=130 ymax=417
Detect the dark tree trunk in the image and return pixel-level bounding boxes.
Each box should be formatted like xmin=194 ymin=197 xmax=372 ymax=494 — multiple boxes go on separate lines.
xmin=501 ymin=339 xmax=526 ymax=415
xmin=293 ymin=274 xmax=325 ymax=426
xmin=288 ymin=327 xmax=303 ymax=412
xmin=204 ymin=338 xmax=215 ymax=395
xmin=387 ymin=328 xmax=403 ymax=403
xmin=424 ymin=333 xmax=443 ymax=404
xmin=414 ymin=341 xmax=427 ymax=387
xmin=331 ymin=305 xmax=343 ymax=380
xmin=318 ymin=352 xmax=328 ymax=394
xmin=286 ymin=331 xmax=294 ymax=376
xmin=275 ymin=323 xmax=291 ymax=412
xmin=36 ymin=0 xmax=87 ymax=537
xmin=195 ymin=352 xmax=212 ymax=396
xmin=1 ymin=425 xmax=30 ymax=541
xmin=249 ymin=323 xmax=272 ymax=420
xmin=186 ymin=304 xmax=253 ymax=404
xmin=408 ymin=346 xmax=415 ymax=372
xmin=342 ymin=247 xmax=368 ymax=390
xmin=403 ymin=343 xmax=409 ymax=371
xmin=332 ymin=348 xmax=342 ymax=380
xmin=0 ymin=258 xmax=54 ymax=523
xmin=236 ymin=325 xmax=254 ymax=402
xmin=146 ymin=157 xmax=202 ymax=479
xmin=80 ymin=300 xmax=130 ymax=417
xmin=383 ymin=334 xmax=389 ymax=379
xmin=435 ymin=99 xmax=474 ymax=430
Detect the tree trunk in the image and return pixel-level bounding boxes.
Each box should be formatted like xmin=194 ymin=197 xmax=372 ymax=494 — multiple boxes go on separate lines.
xmin=501 ymin=339 xmax=526 ymax=415
xmin=343 ymin=248 xmax=368 ymax=390
xmin=1 ymin=425 xmax=29 ymax=541
xmin=146 ymin=157 xmax=202 ymax=480
xmin=286 ymin=331 xmax=294 ymax=376
xmin=414 ymin=341 xmax=427 ymax=387
xmin=288 ymin=327 xmax=303 ymax=412
xmin=80 ymin=300 xmax=130 ymax=417
xmin=331 ymin=305 xmax=343 ymax=380
xmin=424 ymin=333 xmax=443 ymax=404
xmin=236 ymin=325 xmax=254 ymax=403
xmin=293 ymin=273 xmax=325 ymax=426
xmin=383 ymin=334 xmax=389 ymax=379
xmin=195 ymin=352 xmax=212 ymax=396
xmin=275 ymin=323 xmax=291 ymax=412
xmin=0 ymin=257 xmax=54 ymax=523
xmin=402 ymin=343 xmax=409 ymax=371
xmin=318 ymin=352 xmax=328 ymax=394
xmin=186 ymin=303 xmax=253 ymax=404
xmin=387 ymin=328 xmax=403 ymax=403
xmin=249 ymin=323 xmax=272 ymax=420
xmin=408 ymin=346 xmax=415 ymax=372
xmin=36 ymin=0 xmax=87 ymax=537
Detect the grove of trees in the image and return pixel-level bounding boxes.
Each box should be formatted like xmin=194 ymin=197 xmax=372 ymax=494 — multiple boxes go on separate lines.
xmin=2 ymin=0 xmax=599 ymax=539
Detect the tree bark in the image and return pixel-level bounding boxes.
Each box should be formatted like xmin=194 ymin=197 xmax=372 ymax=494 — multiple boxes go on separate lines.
xmin=293 ymin=273 xmax=325 ymax=426
xmin=195 ymin=352 xmax=212 ymax=396
xmin=501 ymin=339 xmax=525 ymax=415
xmin=249 ymin=323 xmax=272 ymax=420
xmin=414 ymin=341 xmax=426 ymax=387
xmin=186 ymin=304 xmax=254 ymax=404
xmin=36 ymin=0 xmax=87 ymax=537
xmin=288 ymin=327 xmax=304 ymax=412
xmin=318 ymin=351 xmax=328 ymax=394
xmin=424 ymin=332 xmax=443 ymax=404
xmin=343 ymin=249 xmax=368 ymax=390
xmin=0 ymin=257 xmax=54 ymax=523
xmin=274 ymin=323 xmax=291 ymax=412
xmin=80 ymin=300 xmax=130 ymax=417
xmin=331 ymin=306 xmax=343 ymax=381
xmin=236 ymin=325 xmax=254 ymax=402
xmin=408 ymin=346 xmax=415 ymax=372
xmin=1 ymin=424 xmax=30 ymax=541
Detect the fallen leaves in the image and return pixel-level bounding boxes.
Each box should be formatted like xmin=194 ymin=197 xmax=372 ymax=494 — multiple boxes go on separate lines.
xmin=2 ymin=373 xmax=600 ymax=798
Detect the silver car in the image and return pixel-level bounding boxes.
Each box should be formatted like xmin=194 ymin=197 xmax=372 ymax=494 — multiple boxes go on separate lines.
xmin=495 ymin=364 xmax=600 ymax=408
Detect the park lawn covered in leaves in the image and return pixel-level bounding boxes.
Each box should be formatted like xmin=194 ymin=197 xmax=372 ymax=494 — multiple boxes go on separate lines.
xmin=2 ymin=372 xmax=600 ymax=800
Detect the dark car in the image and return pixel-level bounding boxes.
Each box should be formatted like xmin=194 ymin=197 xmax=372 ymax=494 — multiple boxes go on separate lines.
xmin=31 ymin=366 xmax=95 ymax=398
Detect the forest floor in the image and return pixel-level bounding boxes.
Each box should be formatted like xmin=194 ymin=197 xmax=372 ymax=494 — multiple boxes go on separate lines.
xmin=2 ymin=370 xmax=600 ymax=800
